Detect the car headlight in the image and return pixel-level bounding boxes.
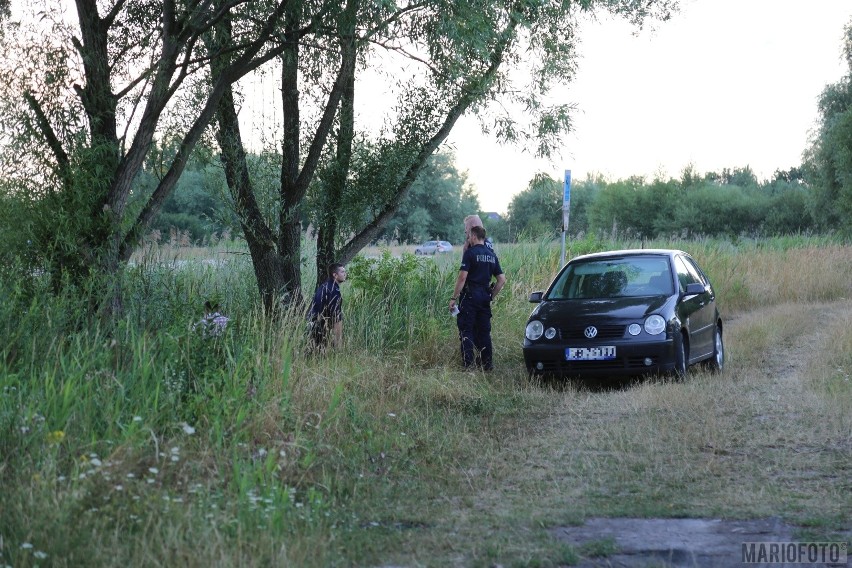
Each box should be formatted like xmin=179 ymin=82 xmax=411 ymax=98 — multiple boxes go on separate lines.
xmin=644 ymin=315 xmax=666 ymax=335
xmin=544 ymin=327 xmax=557 ymax=339
xmin=525 ymin=320 xmax=544 ymax=340
xmin=628 ymin=323 xmax=642 ymax=336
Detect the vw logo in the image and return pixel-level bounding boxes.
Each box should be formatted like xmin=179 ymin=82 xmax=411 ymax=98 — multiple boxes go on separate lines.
xmin=584 ymin=326 xmax=598 ymax=339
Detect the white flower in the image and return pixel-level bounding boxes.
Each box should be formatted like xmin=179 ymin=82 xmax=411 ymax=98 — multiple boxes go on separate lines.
xmin=21 ymin=543 xmax=33 ymax=549
xmin=89 ymin=458 xmax=103 ymax=467
xmin=181 ymin=423 xmax=196 ymax=435
xmin=133 ymin=416 xmax=143 ymax=422
xmin=34 ymin=551 xmax=48 ymax=559
xmin=387 ymin=413 xmax=396 ymax=417
xmin=148 ymin=467 xmax=159 ymax=474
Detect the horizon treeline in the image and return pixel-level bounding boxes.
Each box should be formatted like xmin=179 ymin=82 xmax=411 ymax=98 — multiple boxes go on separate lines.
xmin=485 ymin=164 xmax=843 ymax=243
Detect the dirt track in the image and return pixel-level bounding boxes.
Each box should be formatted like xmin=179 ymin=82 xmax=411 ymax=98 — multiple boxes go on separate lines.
xmin=535 ymin=302 xmax=851 ymax=567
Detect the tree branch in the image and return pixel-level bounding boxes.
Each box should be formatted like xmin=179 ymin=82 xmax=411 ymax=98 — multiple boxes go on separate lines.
xmin=119 ymin=0 xmax=292 ymax=258
xmin=23 ymin=91 xmax=71 ymax=191
xmin=337 ymin=8 xmax=520 ymax=263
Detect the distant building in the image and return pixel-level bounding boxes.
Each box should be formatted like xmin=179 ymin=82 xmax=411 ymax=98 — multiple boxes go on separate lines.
xmin=483 ymin=212 xmax=502 ymax=221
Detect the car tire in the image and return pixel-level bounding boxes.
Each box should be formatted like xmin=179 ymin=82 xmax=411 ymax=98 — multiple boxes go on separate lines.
xmin=415 ymin=250 xmax=422 ymax=255
xmin=673 ymin=331 xmax=688 ymax=379
xmin=702 ymin=324 xmax=724 ymax=373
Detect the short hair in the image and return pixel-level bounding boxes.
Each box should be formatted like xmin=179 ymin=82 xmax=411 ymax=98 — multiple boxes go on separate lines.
xmin=469 ymin=225 xmax=486 ymax=240
xmin=464 ymin=214 xmax=484 ymax=232
xmin=328 ymin=263 xmax=345 ymax=278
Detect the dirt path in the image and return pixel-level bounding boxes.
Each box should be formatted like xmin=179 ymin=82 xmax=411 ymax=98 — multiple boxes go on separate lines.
xmin=505 ymin=302 xmax=851 ymax=567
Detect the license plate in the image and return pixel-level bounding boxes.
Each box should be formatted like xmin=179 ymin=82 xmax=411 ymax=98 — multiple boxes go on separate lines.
xmin=566 ymin=346 xmax=616 ymax=360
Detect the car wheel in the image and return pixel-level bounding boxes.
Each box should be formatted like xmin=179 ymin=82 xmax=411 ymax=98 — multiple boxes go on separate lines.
xmin=703 ymin=324 xmax=724 ymax=373
xmin=415 ymin=250 xmax=422 ymax=255
xmin=673 ymin=331 xmax=688 ymax=379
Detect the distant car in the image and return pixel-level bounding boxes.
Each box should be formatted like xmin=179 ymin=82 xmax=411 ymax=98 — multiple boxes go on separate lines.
xmin=523 ymin=249 xmax=723 ymax=379
xmin=414 ymin=240 xmax=454 ymax=255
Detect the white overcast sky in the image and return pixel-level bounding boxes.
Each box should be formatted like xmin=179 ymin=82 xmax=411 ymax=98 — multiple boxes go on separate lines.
xmin=447 ymin=0 xmax=852 ymax=213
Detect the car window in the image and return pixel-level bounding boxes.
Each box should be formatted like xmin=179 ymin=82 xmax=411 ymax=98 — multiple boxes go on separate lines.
xmin=674 ymin=256 xmax=700 ymax=292
xmin=548 ymin=256 xmax=674 ymax=299
xmin=683 ymin=256 xmax=709 ymax=286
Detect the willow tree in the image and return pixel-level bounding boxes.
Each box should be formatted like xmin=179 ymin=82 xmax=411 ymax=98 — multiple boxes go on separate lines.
xmin=214 ymin=0 xmax=678 ymax=307
xmin=804 ymin=19 xmax=852 ymax=233
xmin=0 ymin=0 xmax=291 ymax=312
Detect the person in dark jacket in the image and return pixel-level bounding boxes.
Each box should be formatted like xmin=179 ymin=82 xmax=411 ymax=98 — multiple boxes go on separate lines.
xmin=308 ymin=263 xmax=347 ymax=350
xmin=449 ymin=226 xmax=506 ymax=371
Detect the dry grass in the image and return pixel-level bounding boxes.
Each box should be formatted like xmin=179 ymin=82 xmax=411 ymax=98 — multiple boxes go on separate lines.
xmin=351 ymin=300 xmax=852 ymax=566
xmin=696 ymin=245 xmax=852 ymax=313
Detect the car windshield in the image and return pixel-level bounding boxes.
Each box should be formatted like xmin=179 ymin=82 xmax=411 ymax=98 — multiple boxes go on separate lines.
xmin=547 ymin=256 xmax=673 ymax=299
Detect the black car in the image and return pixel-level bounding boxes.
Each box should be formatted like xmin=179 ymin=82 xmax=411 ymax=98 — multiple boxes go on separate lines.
xmin=523 ymin=249 xmax=724 ymax=379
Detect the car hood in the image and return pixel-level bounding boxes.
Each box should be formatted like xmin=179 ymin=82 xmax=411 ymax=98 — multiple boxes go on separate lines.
xmin=530 ymin=296 xmax=672 ymax=322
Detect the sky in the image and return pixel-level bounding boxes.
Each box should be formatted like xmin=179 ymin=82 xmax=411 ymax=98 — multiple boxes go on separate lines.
xmin=447 ymin=0 xmax=852 ymax=213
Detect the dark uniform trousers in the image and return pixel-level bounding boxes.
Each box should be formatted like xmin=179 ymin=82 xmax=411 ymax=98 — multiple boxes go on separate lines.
xmin=457 ymin=285 xmax=493 ymax=370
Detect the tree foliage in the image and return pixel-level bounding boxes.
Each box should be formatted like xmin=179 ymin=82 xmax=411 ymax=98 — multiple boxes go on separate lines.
xmin=804 ymin=19 xmax=852 ymax=234
xmin=505 ymin=168 xmax=823 ymax=241
xmin=0 ymin=0 xmax=291 ymax=311
xmin=367 ymin=150 xmax=479 ymax=245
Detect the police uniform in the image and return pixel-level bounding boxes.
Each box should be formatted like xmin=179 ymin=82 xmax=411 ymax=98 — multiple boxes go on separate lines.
xmin=457 ymin=242 xmax=503 ymax=370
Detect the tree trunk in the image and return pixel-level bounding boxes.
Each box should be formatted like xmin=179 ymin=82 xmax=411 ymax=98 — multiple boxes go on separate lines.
xmin=315 ymin=8 xmax=356 ymax=288
xmin=211 ymin=12 xmax=287 ymax=312
xmin=278 ymin=8 xmax=303 ymax=301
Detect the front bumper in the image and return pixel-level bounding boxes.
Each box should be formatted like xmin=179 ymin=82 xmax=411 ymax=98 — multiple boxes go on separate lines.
xmin=523 ymin=337 xmax=676 ymax=378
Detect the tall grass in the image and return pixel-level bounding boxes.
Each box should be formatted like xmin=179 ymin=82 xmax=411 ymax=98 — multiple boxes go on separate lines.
xmin=0 ymin=236 xmax=849 ymax=566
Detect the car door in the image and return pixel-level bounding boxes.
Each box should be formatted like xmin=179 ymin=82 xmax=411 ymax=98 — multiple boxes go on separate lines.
xmin=673 ymin=255 xmax=714 ymax=360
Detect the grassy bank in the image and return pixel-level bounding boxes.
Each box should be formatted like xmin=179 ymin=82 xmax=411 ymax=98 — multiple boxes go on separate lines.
xmin=1 ymin=236 xmax=850 ymax=566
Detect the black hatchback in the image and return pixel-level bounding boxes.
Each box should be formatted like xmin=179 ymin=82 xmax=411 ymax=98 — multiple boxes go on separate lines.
xmin=523 ymin=249 xmax=724 ymax=379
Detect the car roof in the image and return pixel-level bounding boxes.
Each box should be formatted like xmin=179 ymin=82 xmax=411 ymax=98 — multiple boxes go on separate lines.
xmin=569 ymin=249 xmax=688 ymax=263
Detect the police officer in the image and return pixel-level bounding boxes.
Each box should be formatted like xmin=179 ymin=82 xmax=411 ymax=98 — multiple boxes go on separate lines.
xmin=449 ymin=225 xmax=506 ymax=371
xmin=462 ymin=214 xmax=495 ymax=253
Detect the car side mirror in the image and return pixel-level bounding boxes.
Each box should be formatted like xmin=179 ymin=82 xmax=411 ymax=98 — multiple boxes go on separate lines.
xmin=683 ymin=283 xmax=706 ymax=297
xmin=528 ymin=291 xmax=543 ymax=303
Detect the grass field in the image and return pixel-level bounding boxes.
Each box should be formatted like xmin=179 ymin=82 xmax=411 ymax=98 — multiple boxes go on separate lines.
xmin=1 ymin=236 xmax=850 ymax=566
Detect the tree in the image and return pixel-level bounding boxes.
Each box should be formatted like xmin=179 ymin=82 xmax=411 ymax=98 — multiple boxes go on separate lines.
xmin=804 ymin=19 xmax=852 ymax=233
xmin=507 ymin=173 xmax=561 ymax=240
xmin=211 ymin=0 xmax=678 ymax=305
xmin=1 ymin=0 xmax=678 ymax=313
xmin=0 ymin=0 xmax=291 ymax=312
